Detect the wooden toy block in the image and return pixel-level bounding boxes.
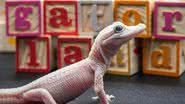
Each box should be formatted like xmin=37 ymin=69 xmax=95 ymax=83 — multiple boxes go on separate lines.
xmin=114 ymin=0 xmax=151 ymax=38
xmin=0 ymin=23 xmax=16 ymax=52
xmin=154 ymin=2 xmax=185 ymax=40
xmin=78 ymin=0 xmax=113 ymax=36
xmin=143 ymin=39 xmax=185 ymax=77
xmin=57 ymin=36 xmax=92 ymax=68
xmin=6 ymin=0 xmax=41 ymax=37
xmin=16 ymin=36 xmax=53 ymax=73
xmin=0 ymin=0 xmax=5 ymax=23
xmin=108 ymin=39 xmax=140 ymax=76
xmin=44 ymin=0 xmax=78 ymax=35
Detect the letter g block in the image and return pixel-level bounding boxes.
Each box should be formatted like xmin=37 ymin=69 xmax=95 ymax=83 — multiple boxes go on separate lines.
xmin=6 ymin=0 xmax=41 ymax=37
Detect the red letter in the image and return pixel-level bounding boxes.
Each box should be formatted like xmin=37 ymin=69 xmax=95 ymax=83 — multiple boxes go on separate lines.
xmin=49 ymin=8 xmax=72 ymax=27
xmin=27 ymin=40 xmax=40 ymax=66
xmin=64 ymin=46 xmax=82 ymax=65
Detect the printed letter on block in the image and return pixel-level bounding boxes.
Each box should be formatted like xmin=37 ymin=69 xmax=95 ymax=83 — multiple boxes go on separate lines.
xmin=44 ymin=0 xmax=78 ymax=35
xmin=108 ymin=39 xmax=140 ymax=76
xmin=143 ymin=39 xmax=185 ymax=77
xmin=154 ymin=2 xmax=185 ymax=39
xmin=6 ymin=0 xmax=41 ymax=37
xmin=114 ymin=0 xmax=151 ymax=38
xmin=16 ymin=36 xmax=52 ymax=73
xmin=78 ymin=0 xmax=113 ymax=36
xmin=57 ymin=37 xmax=92 ymax=68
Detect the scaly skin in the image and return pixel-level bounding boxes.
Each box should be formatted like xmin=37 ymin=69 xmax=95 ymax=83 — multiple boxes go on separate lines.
xmin=0 ymin=22 xmax=146 ymax=104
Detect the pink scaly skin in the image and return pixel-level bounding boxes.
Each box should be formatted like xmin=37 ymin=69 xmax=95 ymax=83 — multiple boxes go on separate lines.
xmin=0 ymin=22 xmax=145 ymax=104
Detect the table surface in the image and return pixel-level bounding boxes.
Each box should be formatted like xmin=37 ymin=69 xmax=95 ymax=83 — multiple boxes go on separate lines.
xmin=0 ymin=53 xmax=185 ymax=104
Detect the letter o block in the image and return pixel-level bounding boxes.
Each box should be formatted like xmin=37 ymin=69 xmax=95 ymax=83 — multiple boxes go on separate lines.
xmin=143 ymin=39 xmax=185 ymax=77
xmin=6 ymin=1 xmax=41 ymax=37
xmin=78 ymin=0 xmax=113 ymax=36
xmin=154 ymin=2 xmax=185 ymax=39
xmin=57 ymin=37 xmax=92 ymax=68
xmin=114 ymin=0 xmax=151 ymax=38
xmin=44 ymin=0 xmax=78 ymax=35
xmin=16 ymin=36 xmax=52 ymax=73
xmin=108 ymin=39 xmax=140 ymax=76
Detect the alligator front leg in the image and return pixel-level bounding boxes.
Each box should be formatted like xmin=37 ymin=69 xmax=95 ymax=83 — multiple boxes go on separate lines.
xmin=93 ymin=68 xmax=113 ymax=104
xmin=22 ymin=88 xmax=57 ymax=104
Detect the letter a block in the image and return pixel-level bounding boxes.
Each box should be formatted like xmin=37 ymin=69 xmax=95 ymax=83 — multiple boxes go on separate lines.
xmin=16 ymin=36 xmax=53 ymax=73
xmin=78 ymin=0 xmax=113 ymax=36
xmin=108 ymin=39 xmax=140 ymax=76
xmin=6 ymin=0 xmax=41 ymax=37
xmin=143 ymin=39 xmax=185 ymax=77
xmin=57 ymin=37 xmax=92 ymax=68
xmin=154 ymin=2 xmax=185 ymax=39
xmin=114 ymin=0 xmax=151 ymax=38
xmin=44 ymin=0 xmax=78 ymax=35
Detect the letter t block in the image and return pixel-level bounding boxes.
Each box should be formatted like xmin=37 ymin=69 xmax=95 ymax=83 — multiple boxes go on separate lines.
xmin=143 ymin=39 xmax=185 ymax=77
xmin=154 ymin=2 xmax=185 ymax=39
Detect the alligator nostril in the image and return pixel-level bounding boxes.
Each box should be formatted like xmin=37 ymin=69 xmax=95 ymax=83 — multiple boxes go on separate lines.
xmin=114 ymin=25 xmax=124 ymax=33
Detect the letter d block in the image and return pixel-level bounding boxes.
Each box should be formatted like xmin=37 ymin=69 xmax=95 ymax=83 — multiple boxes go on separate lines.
xmin=57 ymin=37 xmax=92 ymax=68
xmin=154 ymin=2 xmax=185 ymax=39
xmin=16 ymin=36 xmax=52 ymax=73
xmin=114 ymin=0 xmax=151 ymax=38
xmin=44 ymin=0 xmax=78 ymax=35
xmin=6 ymin=1 xmax=41 ymax=37
xmin=108 ymin=39 xmax=140 ymax=76
xmin=143 ymin=39 xmax=185 ymax=77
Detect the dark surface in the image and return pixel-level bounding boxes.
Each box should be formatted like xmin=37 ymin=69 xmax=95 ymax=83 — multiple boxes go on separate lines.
xmin=0 ymin=53 xmax=185 ymax=104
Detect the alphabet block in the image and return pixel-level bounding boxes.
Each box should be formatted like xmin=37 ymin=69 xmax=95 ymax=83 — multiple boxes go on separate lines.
xmin=57 ymin=37 xmax=92 ymax=68
xmin=78 ymin=0 xmax=113 ymax=36
xmin=6 ymin=0 xmax=41 ymax=37
xmin=154 ymin=2 xmax=185 ymax=39
xmin=143 ymin=39 xmax=185 ymax=77
xmin=16 ymin=36 xmax=53 ymax=73
xmin=44 ymin=0 xmax=78 ymax=35
xmin=108 ymin=39 xmax=140 ymax=76
xmin=114 ymin=0 xmax=151 ymax=38
xmin=0 ymin=23 xmax=16 ymax=52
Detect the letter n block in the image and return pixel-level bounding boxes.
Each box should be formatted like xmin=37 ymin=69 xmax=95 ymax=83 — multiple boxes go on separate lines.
xmin=78 ymin=0 xmax=113 ymax=36
xmin=114 ymin=0 xmax=151 ymax=38
xmin=143 ymin=39 xmax=185 ymax=77
xmin=57 ymin=37 xmax=92 ymax=68
xmin=6 ymin=0 xmax=41 ymax=37
xmin=108 ymin=39 xmax=140 ymax=76
xmin=16 ymin=36 xmax=53 ymax=73
xmin=44 ymin=0 xmax=78 ymax=35
xmin=154 ymin=2 xmax=185 ymax=39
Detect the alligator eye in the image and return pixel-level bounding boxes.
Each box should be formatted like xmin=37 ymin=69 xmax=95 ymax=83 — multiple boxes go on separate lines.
xmin=114 ymin=25 xmax=124 ymax=33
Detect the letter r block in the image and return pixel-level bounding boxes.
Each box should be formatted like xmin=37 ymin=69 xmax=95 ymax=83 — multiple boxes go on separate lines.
xmin=16 ymin=36 xmax=54 ymax=73
xmin=78 ymin=0 xmax=113 ymax=36
xmin=154 ymin=2 xmax=185 ymax=39
xmin=57 ymin=37 xmax=92 ymax=68
xmin=6 ymin=0 xmax=41 ymax=37
xmin=44 ymin=0 xmax=78 ymax=35
xmin=108 ymin=39 xmax=140 ymax=76
xmin=143 ymin=39 xmax=185 ymax=77
xmin=114 ymin=0 xmax=151 ymax=38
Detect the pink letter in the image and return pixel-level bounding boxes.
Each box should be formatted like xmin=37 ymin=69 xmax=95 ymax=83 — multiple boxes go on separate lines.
xmin=15 ymin=7 xmax=33 ymax=31
xmin=162 ymin=11 xmax=182 ymax=32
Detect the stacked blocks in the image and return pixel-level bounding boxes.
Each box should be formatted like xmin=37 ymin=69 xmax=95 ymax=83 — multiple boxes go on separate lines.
xmin=5 ymin=0 xmax=185 ymax=77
